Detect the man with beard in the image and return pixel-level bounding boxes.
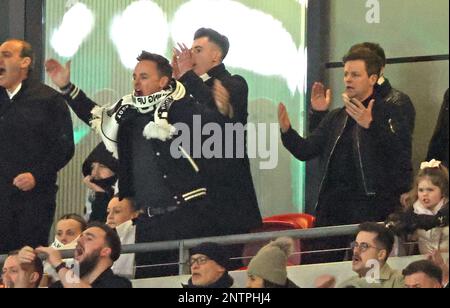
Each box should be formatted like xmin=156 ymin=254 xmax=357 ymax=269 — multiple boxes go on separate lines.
xmin=0 ymin=39 xmax=74 ymax=254
xmin=18 ymin=223 xmax=131 ymax=288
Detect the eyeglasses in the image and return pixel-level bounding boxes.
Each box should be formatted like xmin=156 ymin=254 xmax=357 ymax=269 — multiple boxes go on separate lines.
xmin=189 ymin=256 xmax=210 ymax=267
xmin=350 ymin=241 xmax=380 ymax=252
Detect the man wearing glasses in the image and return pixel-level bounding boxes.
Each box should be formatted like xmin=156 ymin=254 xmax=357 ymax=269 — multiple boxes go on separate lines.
xmin=183 ymin=242 xmax=235 ymax=288
xmin=338 ymin=222 xmax=404 ymax=288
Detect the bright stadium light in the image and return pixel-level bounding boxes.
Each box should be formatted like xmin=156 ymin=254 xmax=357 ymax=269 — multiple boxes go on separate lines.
xmin=50 ymin=2 xmax=95 ymax=58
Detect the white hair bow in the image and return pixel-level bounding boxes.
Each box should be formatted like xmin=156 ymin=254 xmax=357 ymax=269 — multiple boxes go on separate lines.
xmin=420 ymin=159 xmax=442 ymax=170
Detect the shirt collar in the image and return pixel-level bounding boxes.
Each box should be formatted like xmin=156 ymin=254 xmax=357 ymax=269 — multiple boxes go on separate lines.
xmin=201 ymin=63 xmax=226 ymax=83
xmin=7 ymin=83 xmax=22 ymax=99
xmin=200 ymin=73 xmax=212 ymax=82
xmin=377 ymin=76 xmax=386 ymax=86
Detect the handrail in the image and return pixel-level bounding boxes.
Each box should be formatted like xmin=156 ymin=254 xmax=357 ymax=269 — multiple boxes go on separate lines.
xmin=0 ymin=223 xmax=361 ymax=271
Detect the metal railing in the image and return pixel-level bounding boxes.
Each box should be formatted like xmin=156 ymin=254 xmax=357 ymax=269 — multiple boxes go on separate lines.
xmin=0 ymin=223 xmax=361 ymax=274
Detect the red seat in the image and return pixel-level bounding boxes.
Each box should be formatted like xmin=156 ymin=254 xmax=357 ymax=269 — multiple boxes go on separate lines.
xmin=263 ymin=213 xmax=316 ymax=229
xmin=242 ymin=220 xmax=301 ymax=267
xmin=241 ymin=214 xmax=316 ymax=268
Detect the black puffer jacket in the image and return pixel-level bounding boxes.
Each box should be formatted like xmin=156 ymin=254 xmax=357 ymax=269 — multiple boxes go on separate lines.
xmin=386 ymin=203 xmax=449 ymax=236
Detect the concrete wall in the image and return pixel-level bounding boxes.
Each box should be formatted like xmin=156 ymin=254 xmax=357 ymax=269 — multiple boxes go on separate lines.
xmin=0 ymin=0 xmax=10 ymax=42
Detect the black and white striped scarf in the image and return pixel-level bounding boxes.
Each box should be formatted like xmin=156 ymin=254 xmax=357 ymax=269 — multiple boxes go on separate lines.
xmin=90 ymin=80 xmax=186 ymax=158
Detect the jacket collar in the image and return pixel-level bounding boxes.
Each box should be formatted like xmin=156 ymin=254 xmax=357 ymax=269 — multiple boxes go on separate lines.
xmin=7 ymin=77 xmax=34 ymax=101
xmin=377 ymin=78 xmax=393 ymax=99
xmin=207 ymin=63 xmax=226 ymax=78
xmin=201 ymin=63 xmax=227 ymax=84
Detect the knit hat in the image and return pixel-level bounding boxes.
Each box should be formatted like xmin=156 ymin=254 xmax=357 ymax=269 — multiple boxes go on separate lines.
xmin=82 ymin=142 xmax=119 ymax=177
xmin=190 ymin=242 xmax=229 ymax=270
xmin=247 ymin=237 xmax=294 ymax=286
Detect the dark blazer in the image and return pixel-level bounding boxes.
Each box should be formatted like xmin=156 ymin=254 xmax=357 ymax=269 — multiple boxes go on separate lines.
xmin=0 ymin=78 xmax=74 ymax=195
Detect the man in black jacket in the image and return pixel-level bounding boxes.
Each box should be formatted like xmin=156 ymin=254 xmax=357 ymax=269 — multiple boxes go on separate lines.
xmin=45 ymin=52 xmax=219 ymax=277
xmin=0 ymin=39 xmax=74 ymax=254
xmin=279 ymin=47 xmax=413 ymax=228
xmin=173 ymin=28 xmax=262 ymax=236
xmin=309 ymin=42 xmax=416 ymax=136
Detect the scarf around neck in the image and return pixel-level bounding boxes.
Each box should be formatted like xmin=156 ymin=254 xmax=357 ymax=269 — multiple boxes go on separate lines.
xmin=90 ymin=80 xmax=186 ymax=158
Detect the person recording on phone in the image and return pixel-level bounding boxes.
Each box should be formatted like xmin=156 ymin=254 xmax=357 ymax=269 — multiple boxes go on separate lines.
xmin=279 ymin=47 xmax=413 ymax=229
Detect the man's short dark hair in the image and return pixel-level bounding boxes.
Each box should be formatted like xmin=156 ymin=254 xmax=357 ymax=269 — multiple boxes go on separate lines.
xmin=358 ymin=222 xmax=394 ymax=260
xmin=402 ymin=260 xmax=443 ymax=284
xmin=86 ymin=222 xmax=122 ymax=262
xmin=136 ymin=51 xmax=172 ymax=80
xmin=194 ymin=28 xmax=230 ymax=60
xmin=5 ymin=39 xmax=35 ymax=73
xmin=58 ymin=213 xmax=87 ymax=232
xmin=8 ymin=250 xmax=44 ymax=288
xmin=350 ymin=42 xmax=386 ymax=67
xmin=342 ymin=47 xmax=383 ymax=78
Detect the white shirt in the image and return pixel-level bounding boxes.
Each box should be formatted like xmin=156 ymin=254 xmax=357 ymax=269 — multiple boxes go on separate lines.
xmin=112 ymin=220 xmax=136 ymax=279
xmin=7 ymin=83 xmax=22 ymax=99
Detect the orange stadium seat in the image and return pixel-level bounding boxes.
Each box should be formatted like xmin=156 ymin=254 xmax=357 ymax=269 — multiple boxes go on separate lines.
xmin=240 ymin=214 xmax=316 ymax=269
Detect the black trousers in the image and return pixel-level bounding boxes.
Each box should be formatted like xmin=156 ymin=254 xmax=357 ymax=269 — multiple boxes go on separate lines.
xmin=0 ymin=188 xmax=57 ymax=254
xmin=134 ymin=199 xmax=217 ymax=278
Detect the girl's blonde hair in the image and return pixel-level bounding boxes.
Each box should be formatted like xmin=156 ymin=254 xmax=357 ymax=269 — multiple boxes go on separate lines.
xmin=407 ymin=164 xmax=449 ymax=208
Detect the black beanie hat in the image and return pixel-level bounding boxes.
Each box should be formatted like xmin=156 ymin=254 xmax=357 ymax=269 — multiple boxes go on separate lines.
xmin=190 ymin=242 xmax=229 ymax=270
xmin=82 ymin=142 xmax=118 ymax=177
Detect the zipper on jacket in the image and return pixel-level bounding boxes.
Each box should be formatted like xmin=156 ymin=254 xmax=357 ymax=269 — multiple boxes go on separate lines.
xmin=356 ymin=126 xmax=375 ymax=196
xmin=315 ymin=115 xmax=348 ymax=211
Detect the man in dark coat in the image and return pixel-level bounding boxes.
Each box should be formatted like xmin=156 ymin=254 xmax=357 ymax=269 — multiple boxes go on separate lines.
xmin=279 ymin=48 xmax=413 ymax=262
xmin=173 ymin=28 xmax=262 ymax=236
xmin=45 ymin=52 xmax=220 ymax=277
xmin=0 ymin=39 xmax=74 ymax=254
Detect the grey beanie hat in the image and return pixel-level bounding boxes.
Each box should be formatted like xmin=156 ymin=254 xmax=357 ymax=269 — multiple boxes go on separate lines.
xmin=247 ymin=237 xmax=294 ymax=286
